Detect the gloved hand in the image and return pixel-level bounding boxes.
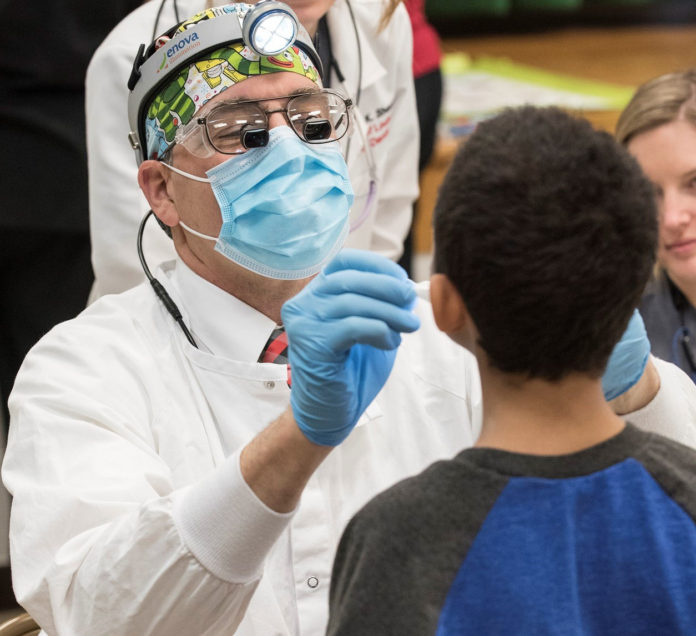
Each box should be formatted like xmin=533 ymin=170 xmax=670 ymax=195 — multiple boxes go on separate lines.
xmin=281 ymin=249 xmax=421 ymax=446
xmin=602 ymin=309 xmax=651 ymax=401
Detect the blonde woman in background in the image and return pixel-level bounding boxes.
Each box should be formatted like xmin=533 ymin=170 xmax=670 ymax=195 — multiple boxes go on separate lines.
xmin=617 ymin=69 xmax=696 ymax=383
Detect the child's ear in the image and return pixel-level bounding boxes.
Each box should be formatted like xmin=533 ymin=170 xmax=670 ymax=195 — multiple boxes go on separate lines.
xmin=430 ymin=273 xmax=476 ymax=348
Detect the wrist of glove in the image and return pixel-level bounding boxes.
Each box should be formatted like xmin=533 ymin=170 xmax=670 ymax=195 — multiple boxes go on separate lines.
xmin=602 ymin=308 xmax=651 ymax=401
xmin=281 ymin=249 xmax=420 ymax=446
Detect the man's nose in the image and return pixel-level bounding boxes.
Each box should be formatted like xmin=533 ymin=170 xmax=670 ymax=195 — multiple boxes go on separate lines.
xmin=267 ymin=110 xmax=289 ymax=131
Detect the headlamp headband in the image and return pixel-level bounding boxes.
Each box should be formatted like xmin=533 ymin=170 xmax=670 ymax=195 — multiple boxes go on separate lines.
xmin=127 ymin=2 xmax=322 ymax=165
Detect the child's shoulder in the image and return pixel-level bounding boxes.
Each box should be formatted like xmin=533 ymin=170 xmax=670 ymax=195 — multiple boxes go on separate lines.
xmin=631 ymin=427 xmax=696 ymax=515
xmin=349 ymin=452 xmax=505 ymax=543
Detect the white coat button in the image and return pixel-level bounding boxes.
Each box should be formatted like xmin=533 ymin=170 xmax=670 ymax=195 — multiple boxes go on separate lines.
xmin=307 ymin=576 xmax=319 ymax=589
xmin=264 ymin=381 xmax=276 ymax=390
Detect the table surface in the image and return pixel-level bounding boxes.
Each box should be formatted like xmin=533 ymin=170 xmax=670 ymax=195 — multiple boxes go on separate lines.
xmin=414 ymin=24 xmax=696 ymax=254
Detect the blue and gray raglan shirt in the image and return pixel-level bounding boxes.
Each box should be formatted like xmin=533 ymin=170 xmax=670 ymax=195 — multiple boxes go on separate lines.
xmin=327 ymin=424 xmax=696 ymax=635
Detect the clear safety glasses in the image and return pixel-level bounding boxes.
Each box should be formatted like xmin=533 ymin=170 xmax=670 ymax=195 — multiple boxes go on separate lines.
xmin=167 ymin=89 xmax=353 ymax=159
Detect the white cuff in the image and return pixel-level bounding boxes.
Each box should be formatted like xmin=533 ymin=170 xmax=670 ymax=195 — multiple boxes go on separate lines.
xmin=627 ymin=356 xmax=696 ymax=448
xmin=172 ymin=450 xmax=295 ymax=583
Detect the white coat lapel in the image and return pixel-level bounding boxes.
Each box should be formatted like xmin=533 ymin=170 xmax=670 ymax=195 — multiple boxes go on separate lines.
xmin=327 ymin=0 xmax=386 ymax=100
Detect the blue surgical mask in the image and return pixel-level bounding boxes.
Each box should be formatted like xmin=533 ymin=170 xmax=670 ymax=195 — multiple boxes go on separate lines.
xmin=164 ymin=127 xmax=353 ymax=279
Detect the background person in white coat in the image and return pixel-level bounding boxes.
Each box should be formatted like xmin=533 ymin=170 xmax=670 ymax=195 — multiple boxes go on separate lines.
xmin=86 ymin=0 xmax=418 ymax=299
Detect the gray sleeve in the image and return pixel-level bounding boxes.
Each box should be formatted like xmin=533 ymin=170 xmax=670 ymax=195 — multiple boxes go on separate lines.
xmin=327 ymin=456 xmax=508 ymax=636
xmin=634 ymin=432 xmax=696 ymax=522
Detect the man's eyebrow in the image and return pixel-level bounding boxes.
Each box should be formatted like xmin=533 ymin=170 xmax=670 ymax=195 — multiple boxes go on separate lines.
xmin=200 ymin=86 xmax=322 ymax=112
xmin=288 ymin=87 xmax=321 ymax=97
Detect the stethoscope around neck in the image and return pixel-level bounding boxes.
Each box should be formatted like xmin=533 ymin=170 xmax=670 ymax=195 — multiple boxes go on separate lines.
xmin=333 ymin=68 xmax=378 ymax=232
xmin=319 ymin=0 xmax=378 ymax=231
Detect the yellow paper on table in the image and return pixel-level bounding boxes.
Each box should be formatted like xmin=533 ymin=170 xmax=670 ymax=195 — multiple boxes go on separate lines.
xmin=441 ymin=53 xmax=635 ymax=139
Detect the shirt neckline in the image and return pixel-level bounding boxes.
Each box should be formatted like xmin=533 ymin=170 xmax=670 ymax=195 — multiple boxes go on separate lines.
xmin=460 ymin=423 xmax=652 ymax=479
xmin=167 ymin=257 xmax=278 ymax=362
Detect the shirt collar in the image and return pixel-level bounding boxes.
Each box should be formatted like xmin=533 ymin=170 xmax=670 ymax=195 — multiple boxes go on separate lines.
xmin=169 ymin=258 xmax=278 ymax=362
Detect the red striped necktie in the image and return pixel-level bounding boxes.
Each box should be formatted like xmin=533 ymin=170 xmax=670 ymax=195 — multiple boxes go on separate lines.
xmin=259 ymin=326 xmax=292 ymax=387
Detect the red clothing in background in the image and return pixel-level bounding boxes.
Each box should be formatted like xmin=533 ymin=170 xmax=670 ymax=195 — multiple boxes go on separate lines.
xmin=404 ymin=0 xmax=442 ymax=78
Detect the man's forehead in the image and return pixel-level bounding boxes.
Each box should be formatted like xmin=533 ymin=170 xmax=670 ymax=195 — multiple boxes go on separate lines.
xmin=200 ymin=77 xmax=320 ymax=111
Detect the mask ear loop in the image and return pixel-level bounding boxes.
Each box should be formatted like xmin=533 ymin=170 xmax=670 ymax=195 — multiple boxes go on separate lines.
xmin=178 ymin=220 xmax=218 ymax=241
xmin=158 ymin=163 xmax=219 ymax=241
xmin=161 ymin=161 xmax=211 ymax=183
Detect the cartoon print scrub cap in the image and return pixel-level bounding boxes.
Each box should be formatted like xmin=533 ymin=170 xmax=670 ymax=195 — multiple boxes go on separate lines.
xmin=127 ymin=2 xmax=322 ymax=163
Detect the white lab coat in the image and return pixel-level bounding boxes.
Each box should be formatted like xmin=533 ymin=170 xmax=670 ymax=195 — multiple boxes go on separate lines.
xmin=86 ymin=0 xmax=419 ymax=299
xmin=4 ymin=260 xmax=480 ymax=636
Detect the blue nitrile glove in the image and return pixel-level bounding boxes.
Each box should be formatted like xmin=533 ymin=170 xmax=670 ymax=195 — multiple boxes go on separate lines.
xmin=281 ymin=249 xmax=421 ymax=446
xmin=602 ymin=309 xmax=651 ymax=401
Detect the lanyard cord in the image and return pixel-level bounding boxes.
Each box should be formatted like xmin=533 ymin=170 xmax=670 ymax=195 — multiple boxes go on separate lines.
xmin=672 ymin=326 xmax=696 ymax=380
xmin=668 ymin=276 xmax=696 ymax=377
xmin=332 ymin=0 xmax=361 ymax=161
xmin=681 ymin=328 xmax=696 ymax=376
xmin=344 ymin=0 xmax=362 ymax=107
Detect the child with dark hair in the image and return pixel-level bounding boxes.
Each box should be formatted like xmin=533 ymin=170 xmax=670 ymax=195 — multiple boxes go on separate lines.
xmin=327 ymin=106 xmax=696 ymax=635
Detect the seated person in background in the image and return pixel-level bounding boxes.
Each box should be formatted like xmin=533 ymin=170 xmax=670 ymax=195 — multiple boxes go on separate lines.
xmin=327 ymin=106 xmax=696 ymax=636
xmin=617 ymin=69 xmax=696 ymax=383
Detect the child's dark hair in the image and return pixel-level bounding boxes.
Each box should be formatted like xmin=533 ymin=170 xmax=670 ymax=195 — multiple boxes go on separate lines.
xmin=433 ymin=106 xmax=657 ymax=380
